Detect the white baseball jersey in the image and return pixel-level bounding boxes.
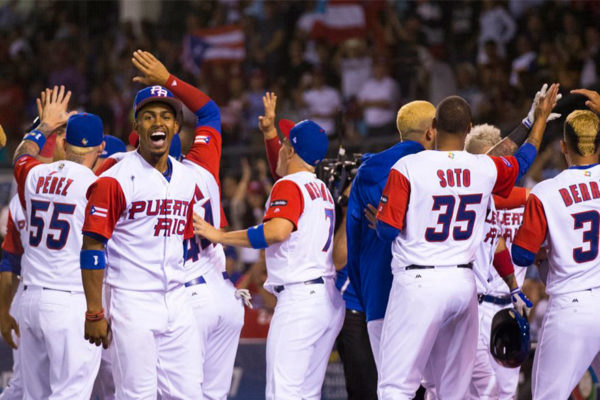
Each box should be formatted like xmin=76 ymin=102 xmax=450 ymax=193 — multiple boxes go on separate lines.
xmin=82 ymin=151 xmax=197 ymax=292
xmin=514 ymin=164 xmax=600 ymax=295
xmin=1 ymin=194 xmax=27 ymax=273
xmin=378 ymin=150 xmax=520 ymax=272
xmin=262 ymin=171 xmax=336 ymax=291
xmin=8 ymin=194 xmax=27 ymax=245
xmin=182 ymin=159 xmax=226 ymax=279
xmin=14 ymin=156 xmax=97 ymax=291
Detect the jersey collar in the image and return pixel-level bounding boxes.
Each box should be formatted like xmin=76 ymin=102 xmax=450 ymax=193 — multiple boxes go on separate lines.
xmin=568 ymin=163 xmax=599 ymax=170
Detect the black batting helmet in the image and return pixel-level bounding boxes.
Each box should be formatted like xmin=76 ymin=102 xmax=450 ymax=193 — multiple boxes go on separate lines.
xmin=490 ymin=308 xmax=531 ymax=368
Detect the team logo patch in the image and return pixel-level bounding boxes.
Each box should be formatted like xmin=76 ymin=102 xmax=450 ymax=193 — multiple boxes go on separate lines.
xmin=81 ymin=138 xmax=88 ymax=146
xmin=150 ymin=86 xmax=168 ymax=97
xmin=195 ymin=135 xmax=210 ymax=144
xmin=380 ymin=195 xmax=388 ymax=204
xmin=448 ymin=152 xmax=455 ymax=159
xmin=270 ymin=200 xmax=288 ymax=207
xmin=585 ymin=171 xmax=592 ymax=177
xmin=17 ymin=220 xmax=25 ymax=230
xmin=90 ymin=205 xmax=108 ymax=218
xmin=500 ymin=156 xmax=512 ymax=167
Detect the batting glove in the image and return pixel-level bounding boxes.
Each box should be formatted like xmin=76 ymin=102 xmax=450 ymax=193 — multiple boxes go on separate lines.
xmin=235 ymin=289 xmax=253 ymax=309
xmin=510 ymin=287 xmax=533 ymax=317
xmin=523 ymin=83 xmax=562 ymax=128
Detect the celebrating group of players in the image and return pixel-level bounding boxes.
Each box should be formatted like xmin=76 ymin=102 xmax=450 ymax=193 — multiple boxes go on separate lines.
xmin=0 ymin=48 xmax=599 ymax=400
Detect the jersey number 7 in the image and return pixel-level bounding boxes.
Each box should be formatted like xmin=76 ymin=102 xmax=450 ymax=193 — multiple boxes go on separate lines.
xmin=29 ymin=200 xmax=76 ymax=250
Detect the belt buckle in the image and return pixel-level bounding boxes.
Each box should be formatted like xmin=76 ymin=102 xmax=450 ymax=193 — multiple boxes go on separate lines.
xmin=477 ymin=294 xmax=484 ymax=304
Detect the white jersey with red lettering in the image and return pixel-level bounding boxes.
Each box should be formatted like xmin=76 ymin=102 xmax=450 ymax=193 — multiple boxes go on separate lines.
xmin=84 ymin=151 xmax=196 ymax=292
xmin=263 ymin=171 xmax=337 ymax=290
xmin=17 ymin=157 xmax=97 ymax=291
xmin=381 ymin=150 xmax=519 ymax=272
xmin=516 ymin=165 xmax=600 ymax=295
xmin=8 ymin=194 xmax=27 ymax=247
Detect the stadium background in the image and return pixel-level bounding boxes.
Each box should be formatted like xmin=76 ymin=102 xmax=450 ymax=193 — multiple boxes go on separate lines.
xmin=0 ymin=0 xmax=600 ymax=398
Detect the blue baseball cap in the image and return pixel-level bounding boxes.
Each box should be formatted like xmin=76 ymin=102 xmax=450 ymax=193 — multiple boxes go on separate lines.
xmin=278 ymin=119 xmax=329 ymax=166
xmin=133 ymin=85 xmax=183 ymax=122
xmin=169 ymin=134 xmax=182 ymax=160
xmin=66 ymin=113 xmax=104 ymax=148
xmin=101 ymin=135 xmax=127 ymax=158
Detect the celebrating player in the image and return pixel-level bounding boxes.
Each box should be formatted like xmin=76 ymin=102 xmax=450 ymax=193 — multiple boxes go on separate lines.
xmin=375 ymin=86 xmax=559 ymax=399
xmin=131 ymin=49 xmax=245 ymax=399
xmin=512 ymin=109 xmax=600 ymax=399
xmin=194 ymin=117 xmax=345 ymax=400
xmin=10 ymin=86 xmax=104 ymax=399
xmin=81 ymin=76 xmax=203 ymax=397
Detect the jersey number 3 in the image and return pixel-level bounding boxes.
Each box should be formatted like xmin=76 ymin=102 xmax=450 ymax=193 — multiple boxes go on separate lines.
xmin=425 ymin=194 xmax=482 ymax=242
xmin=572 ymin=211 xmax=599 ymax=263
xmin=29 ymin=200 xmax=76 ymax=250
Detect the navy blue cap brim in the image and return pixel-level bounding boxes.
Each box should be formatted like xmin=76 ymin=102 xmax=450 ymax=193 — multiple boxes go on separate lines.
xmin=134 ymin=97 xmax=182 ymax=121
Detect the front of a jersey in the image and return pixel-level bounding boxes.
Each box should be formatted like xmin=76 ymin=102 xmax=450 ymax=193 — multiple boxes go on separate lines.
xmin=20 ymin=159 xmax=97 ymax=291
xmin=516 ymin=165 xmax=600 ymax=295
xmin=263 ymin=171 xmax=336 ymax=291
xmin=83 ymin=151 xmax=196 ymax=292
xmin=381 ymin=151 xmax=517 ymax=272
xmin=183 ymin=159 xmax=226 ymax=278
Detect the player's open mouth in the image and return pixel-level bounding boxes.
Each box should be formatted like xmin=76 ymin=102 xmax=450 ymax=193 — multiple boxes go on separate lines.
xmin=149 ymin=131 xmax=167 ymax=148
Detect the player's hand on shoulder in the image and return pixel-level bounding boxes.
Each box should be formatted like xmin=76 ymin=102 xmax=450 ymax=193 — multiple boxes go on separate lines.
xmin=364 ymin=204 xmax=378 ymax=230
xmin=132 ymin=50 xmax=170 ymax=86
xmin=193 ymin=212 xmax=223 ymax=243
xmin=84 ymin=317 xmax=111 ymax=349
xmin=258 ymin=92 xmax=278 ymax=140
xmin=0 ymin=311 xmax=19 ymax=349
xmin=571 ymin=88 xmax=600 ymax=114
xmin=510 ymin=287 xmax=533 ymax=318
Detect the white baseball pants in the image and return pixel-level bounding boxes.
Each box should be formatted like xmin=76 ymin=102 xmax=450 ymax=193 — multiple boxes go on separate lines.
xmin=186 ymin=269 xmax=244 ymax=400
xmin=106 ymin=285 xmax=203 ymax=400
xmin=367 ymin=318 xmax=384 ymax=370
xmin=91 ymin=348 xmax=115 ymax=400
xmin=378 ymin=267 xmax=478 ymax=400
xmin=532 ymin=287 xmax=600 ymax=399
xmin=0 ymin=283 xmax=24 ymax=400
xmin=18 ymin=286 xmax=101 ymax=400
xmin=265 ymin=277 xmax=344 ymax=400
xmin=468 ymin=300 xmax=520 ymax=400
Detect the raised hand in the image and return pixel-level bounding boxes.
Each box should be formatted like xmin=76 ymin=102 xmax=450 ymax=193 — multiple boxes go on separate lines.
xmin=132 ymin=50 xmax=170 ymax=86
xmin=524 ymin=83 xmax=562 ymax=127
xmin=571 ymin=88 xmax=600 ymax=114
xmin=258 ymin=92 xmax=278 ymax=139
xmin=38 ymin=85 xmax=76 ymax=135
xmin=534 ymin=83 xmax=560 ymax=122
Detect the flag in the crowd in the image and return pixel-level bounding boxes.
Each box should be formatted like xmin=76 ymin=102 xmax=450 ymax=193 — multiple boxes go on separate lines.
xmin=183 ymin=25 xmax=245 ymax=71
xmin=309 ymin=0 xmax=366 ymax=44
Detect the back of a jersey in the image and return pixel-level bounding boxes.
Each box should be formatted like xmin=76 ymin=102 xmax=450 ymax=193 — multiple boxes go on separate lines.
xmin=22 ymin=160 xmax=96 ymax=291
xmin=519 ymin=165 xmax=600 ymax=295
xmin=385 ymin=150 xmax=508 ymax=272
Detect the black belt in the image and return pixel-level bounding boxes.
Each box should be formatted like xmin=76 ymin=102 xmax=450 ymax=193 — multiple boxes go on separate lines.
xmin=23 ymin=285 xmax=74 ymax=293
xmin=274 ymin=277 xmax=324 ymax=294
xmin=478 ymin=293 xmax=512 ymax=306
xmin=406 ymin=263 xmax=472 ymax=270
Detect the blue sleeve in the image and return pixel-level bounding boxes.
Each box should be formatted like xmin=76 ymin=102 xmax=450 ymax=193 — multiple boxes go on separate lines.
xmin=514 ymin=143 xmax=537 ymax=183
xmin=196 ymin=100 xmax=221 ymax=134
xmin=0 ymin=250 xmax=22 ymax=275
xmin=346 ymin=182 xmax=364 ymax=307
xmin=511 ymin=244 xmax=536 ymax=266
xmin=376 ymin=219 xmax=400 ymax=242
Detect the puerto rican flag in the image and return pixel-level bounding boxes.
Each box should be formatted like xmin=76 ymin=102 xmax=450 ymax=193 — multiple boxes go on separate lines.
xmin=90 ymin=206 xmax=108 ymax=218
xmin=195 ymin=135 xmax=211 ymax=145
xmin=306 ymin=0 xmax=367 ymax=44
xmin=183 ymin=25 xmax=245 ymax=72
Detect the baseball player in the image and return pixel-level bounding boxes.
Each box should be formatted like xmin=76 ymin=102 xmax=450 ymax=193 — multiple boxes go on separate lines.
xmin=464 ymin=123 xmax=532 ymax=399
xmin=130 ymin=49 xmax=245 ymax=399
xmin=346 ymin=100 xmax=436 ymax=369
xmin=195 ymin=119 xmax=345 ymax=400
xmin=375 ymin=87 xmax=559 ymax=399
xmin=81 ymin=79 xmax=203 ymax=398
xmin=11 ymin=86 xmax=104 ymax=399
xmin=512 ymin=109 xmax=600 ymax=399
xmin=0 ymin=194 xmax=27 ymax=400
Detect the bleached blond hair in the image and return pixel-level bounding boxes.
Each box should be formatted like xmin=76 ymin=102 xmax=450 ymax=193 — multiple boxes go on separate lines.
xmin=564 ymin=110 xmax=600 ymax=156
xmin=396 ymin=101 xmax=436 ymax=140
xmin=464 ymin=123 xmax=502 ymax=154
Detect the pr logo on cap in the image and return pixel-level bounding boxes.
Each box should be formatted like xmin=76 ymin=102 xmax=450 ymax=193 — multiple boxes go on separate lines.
xmin=150 ymin=86 xmax=168 ymax=97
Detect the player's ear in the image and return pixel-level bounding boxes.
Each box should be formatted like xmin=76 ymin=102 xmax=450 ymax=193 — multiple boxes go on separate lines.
xmin=173 ymin=120 xmax=180 ymax=134
xmin=560 ymin=139 xmax=567 ymax=155
xmin=98 ymin=141 xmax=106 ymax=156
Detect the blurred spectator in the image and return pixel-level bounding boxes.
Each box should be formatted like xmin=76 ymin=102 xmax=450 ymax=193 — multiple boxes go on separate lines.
xmin=300 ymin=68 xmax=341 ymax=135
xmin=336 ymin=38 xmax=372 ymax=101
xmin=477 ymin=0 xmax=516 ymax=64
xmin=357 ymin=58 xmax=400 ymax=137
xmin=510 ymin=35 xmax=537 ymax=87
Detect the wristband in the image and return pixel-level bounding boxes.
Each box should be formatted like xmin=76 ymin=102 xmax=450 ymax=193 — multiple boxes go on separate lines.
xmin=247 ymin=224 xmax=268 ymax=249
xmin=85 ymin=308 xmax=105 ymax=322
xmin=521 ymin=117 xmax=533 ymax=130
xmin=508 ymin=123 xmax=530 ymax=146
xmin=80 ymin=249 xmax=106 ymax=270
xmin=23 ymin=129 xmax=47 ymax=149
xmin=493 ymin=248 xmax=514 ymax=278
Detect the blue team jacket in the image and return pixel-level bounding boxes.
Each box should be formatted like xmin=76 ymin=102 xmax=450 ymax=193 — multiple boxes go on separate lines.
xmin=346 ymin=141 xmax=424 ymax=321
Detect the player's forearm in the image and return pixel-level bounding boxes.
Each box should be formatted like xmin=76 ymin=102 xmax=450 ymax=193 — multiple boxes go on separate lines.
xmin=0 ymin=272 xmax=15 ymax=315
xmin=265 ymin=137 xmax=281 ymax=181
xmin=13 ymin=122 xmax=56 ymax=162
xmin=525 ymin=116 xmax=548 ymax=151
xmin=217 ymin=220 xmax=291 ymax=248
xmin=487 ymin=123 xmax=528 ymax=157
xmin=81 ymin=269 xmax=104 ymax=313
xmin=502 ymin=273 xmax=519 ymax=291
xmin=166 ymin=75 xmax=213 ymax=118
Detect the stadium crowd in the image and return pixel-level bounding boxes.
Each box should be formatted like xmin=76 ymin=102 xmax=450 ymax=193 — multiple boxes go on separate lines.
xmin=1 ymin=0 xmax=599 ymax=341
